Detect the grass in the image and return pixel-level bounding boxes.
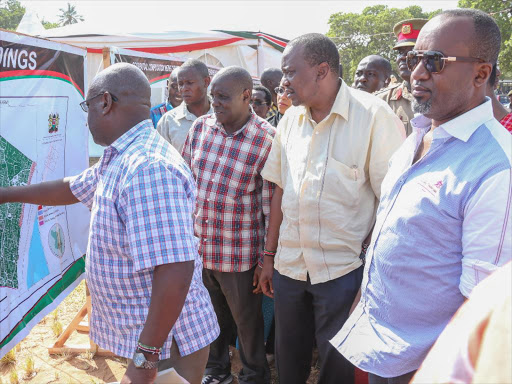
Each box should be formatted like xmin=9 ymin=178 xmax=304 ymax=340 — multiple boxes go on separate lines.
xmin=51 ymin=321 xmax=63 ymax=338
xmin=8 ymin=370 xmax=18 ymax=384
xmin=51 ymin=309 xmax=59 ymax=322
xmin=0 ymin=350 xmax=16 ymax=367
xmin=23 ymin=356 xmax=36 ymax=379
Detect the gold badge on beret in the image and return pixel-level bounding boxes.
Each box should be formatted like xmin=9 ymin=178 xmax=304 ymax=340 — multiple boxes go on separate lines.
xmin=402 ymin=24 xmax=412 ymax=35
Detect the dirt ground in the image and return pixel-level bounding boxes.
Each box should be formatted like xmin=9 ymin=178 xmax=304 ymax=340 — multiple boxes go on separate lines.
xmin=0 ymin=281 xmax=319 ymax=384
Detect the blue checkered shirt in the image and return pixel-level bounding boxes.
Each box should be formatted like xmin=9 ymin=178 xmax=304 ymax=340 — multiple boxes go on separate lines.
xmin=69 ymin=119 xmax=219 ymax=359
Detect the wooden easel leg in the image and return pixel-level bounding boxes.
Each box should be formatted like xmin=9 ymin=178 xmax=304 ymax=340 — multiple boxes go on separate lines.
xmin=48 ymin=281 xmax=114 ymax=357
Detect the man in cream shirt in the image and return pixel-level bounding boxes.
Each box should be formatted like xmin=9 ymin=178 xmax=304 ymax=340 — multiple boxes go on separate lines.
xmin=157 ymin=59 xmax=213 ymax=152
xmin=258 ymin=33 xmax=404 ymax=384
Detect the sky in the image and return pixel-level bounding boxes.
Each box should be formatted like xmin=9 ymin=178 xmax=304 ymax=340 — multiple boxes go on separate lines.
xmin=20 ymin=0 xmax=459 ymax=39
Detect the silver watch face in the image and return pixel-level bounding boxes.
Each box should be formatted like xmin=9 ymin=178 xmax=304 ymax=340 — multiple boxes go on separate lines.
xmin=133 ymin=352 xmax=146 ymax=368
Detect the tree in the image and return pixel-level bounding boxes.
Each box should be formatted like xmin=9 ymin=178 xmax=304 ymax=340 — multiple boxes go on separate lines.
xmin=0 ymin=0 xmax=25 ymax=31
xmin=41 ymin=18 xmax=60 ymax=30
xmin=458 ymin=0 xmax=512 ymax=77
xmin=58 ymin=2 xmax=84 ymax=26
xmin=327 ymin=5 xmax=441 ymax=84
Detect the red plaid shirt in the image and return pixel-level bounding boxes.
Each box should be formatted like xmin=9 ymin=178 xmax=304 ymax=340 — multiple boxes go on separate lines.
xmin=182 ymin=112 xmax=275 ymax=272
xmin=501 ymin=112 xmax=512 ymax=133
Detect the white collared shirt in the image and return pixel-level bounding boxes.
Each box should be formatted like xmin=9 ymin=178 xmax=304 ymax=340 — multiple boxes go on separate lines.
xmin=331 ymin=99 xmax=512 ymax=377
xmin=261 ymin=80 xmax=405 ymax=284
xmin=157 ymin=101 xmax=213 ymax=152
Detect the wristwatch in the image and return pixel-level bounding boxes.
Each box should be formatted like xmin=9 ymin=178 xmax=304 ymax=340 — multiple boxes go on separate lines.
xmin=133 ymin=350 xmax=159 ymax=369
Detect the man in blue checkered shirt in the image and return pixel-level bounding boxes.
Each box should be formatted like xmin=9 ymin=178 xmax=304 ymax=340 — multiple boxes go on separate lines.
xmin=0 ymin=63 xmax=219 ymax=384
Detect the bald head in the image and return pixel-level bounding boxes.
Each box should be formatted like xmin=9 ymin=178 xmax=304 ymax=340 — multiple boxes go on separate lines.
xmin=261 ymin=67 xmax=283 ymax=104
xmin=354 ymin=55 xmax=392 ymax=93
xmin=87 ymin=63 xmax=152 ymax=146
xmin=170 ymin=66 xmax=179 ymax=82
xmin=167 ymin=66 xmax=182 ymax=107
xmin=90 ymin=62 xmax=151 ymax=105
xmin=212 ymin=66 xmax=253 ymax=93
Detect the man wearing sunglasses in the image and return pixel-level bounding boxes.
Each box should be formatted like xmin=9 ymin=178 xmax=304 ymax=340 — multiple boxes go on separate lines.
xmin=251 ymin=85 xmax=272 ymax=119
xmin=376 ymin=18 xmax=427 ymax=137
xmin=1 ymin=63 xmax=219 ymax=384
xmin=331 ymin=9 xmax=511 ymax=384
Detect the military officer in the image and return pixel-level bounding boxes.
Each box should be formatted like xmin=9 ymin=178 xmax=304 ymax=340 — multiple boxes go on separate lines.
xmin=375 ymin=18 xmax=428 ymax=136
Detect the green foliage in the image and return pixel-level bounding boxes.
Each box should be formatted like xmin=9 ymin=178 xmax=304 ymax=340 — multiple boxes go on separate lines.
xmin=0 ymin=0 xmax=25 ymax=31
xmin=458 ymin=0 xmax=512 ymax=77
xmin=41 ymin=18 xmax=60 ymax=30
xmin=58 ymin=2 xmax=84 ymax=26
xmin=327 ymin=5 xmax=441 ymax=84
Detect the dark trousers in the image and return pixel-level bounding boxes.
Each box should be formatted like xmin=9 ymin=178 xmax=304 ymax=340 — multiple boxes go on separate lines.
xmin=368 ymin=371 xmax=416 ymax=384
xmin=273 ymin=267 xmax=363 ymax=384
xmin=203 ymin=267 xmax=270 ymax=384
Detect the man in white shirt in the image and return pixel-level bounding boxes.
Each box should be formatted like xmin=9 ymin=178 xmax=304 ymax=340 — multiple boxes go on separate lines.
xmin=157 ymin=59 xmax=213 ymax=152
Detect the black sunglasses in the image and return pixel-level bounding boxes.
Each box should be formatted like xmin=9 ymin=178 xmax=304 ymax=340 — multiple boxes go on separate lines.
xmin=80 ymin=92 xmax=118 ymax=112
xmin=406 ymin=50 xmax=485 ymax=74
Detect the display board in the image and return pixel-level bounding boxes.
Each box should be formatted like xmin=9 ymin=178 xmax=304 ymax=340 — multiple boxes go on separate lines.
xmin=0 ymin=30 xmax=90 ymax=358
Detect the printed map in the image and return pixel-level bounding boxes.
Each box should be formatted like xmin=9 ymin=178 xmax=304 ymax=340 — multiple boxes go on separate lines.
xmin=0 ymin=136 xmax=35 ymax=289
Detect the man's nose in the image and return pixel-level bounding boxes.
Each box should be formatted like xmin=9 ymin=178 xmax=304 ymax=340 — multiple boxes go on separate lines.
xmin=411 ymin=58 xmax=430 ymax=83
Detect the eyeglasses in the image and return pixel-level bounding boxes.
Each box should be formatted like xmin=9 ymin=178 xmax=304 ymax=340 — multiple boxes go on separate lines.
xmin=250 ymin=100 xmax=268 ymax=107
xmin=274 ymin=87 xmax=286 ymax=95
xmin=80 ymin=92 xmax=118 ymax=112
xmin=406 ymin=50 xmax=485 ymax=74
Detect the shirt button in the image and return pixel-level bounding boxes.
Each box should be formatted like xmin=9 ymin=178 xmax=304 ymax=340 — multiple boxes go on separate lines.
xmin=203 ymin=238 xmax=207 ymax=242
xmin=207 ymin=199 xmax=210 ymax=202
xmin=205 ymin=219 xmax=208 ymax=223
xmin=315 ymin=132 xmax=319 ymax=135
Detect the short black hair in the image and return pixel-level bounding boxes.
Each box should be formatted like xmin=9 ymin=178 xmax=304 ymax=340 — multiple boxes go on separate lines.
xmin=253 ymin=85 xmax=272 ymax=104
xmin=440 ymin=8 xmax=501 ymax=65
xmin=339 ymin=63 xmax=343 ymax=78
xmin=179 ymin=59 xmax=210 ymax=79
xmin=287 ymin=33 xmax=340 ymax=74
xmin=212 ymin=66 xmax=253 ymax=93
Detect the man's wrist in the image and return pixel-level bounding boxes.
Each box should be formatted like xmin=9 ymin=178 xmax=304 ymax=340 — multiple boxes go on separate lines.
xmin=136 ymin=348 xmax=160 ymax=362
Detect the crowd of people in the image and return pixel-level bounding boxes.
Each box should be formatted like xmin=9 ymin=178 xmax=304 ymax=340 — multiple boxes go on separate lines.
xmin=1 ymin=7 xmax=511 ymax=384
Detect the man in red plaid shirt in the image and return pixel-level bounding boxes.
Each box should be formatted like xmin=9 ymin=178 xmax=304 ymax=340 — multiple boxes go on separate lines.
xmin=182 ymin=66 xmax=275 ymax=384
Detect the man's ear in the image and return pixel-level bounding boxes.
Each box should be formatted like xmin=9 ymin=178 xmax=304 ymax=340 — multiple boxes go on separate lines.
xmin=102 ymin=92 xmax=115 ymax=115
xmin=316 ymin=62 xmax=330 ymax=82
xmin=474 ymin=62 xmax=493 ymax=88
xmin=204 ymin=76 xmax=211 ymax=89
xmin=242 ymin=88 xmax=252 ymax=102
xmin=384 ymin=76 xmax=391 ymax=87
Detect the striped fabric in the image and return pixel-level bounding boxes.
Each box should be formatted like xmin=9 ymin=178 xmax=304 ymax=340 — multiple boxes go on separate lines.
xmin=69 ymin=119 xmax=219 ymax=359
xmin=181 ymin=112 xmax=275 ymax=272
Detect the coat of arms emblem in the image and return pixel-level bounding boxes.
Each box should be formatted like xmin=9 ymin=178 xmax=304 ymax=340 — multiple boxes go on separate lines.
xmin=48 ymin=113 xmax=59 ymax=133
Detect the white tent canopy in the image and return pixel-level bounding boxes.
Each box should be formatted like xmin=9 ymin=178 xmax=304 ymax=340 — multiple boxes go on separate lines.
xmin=38 ymin=23 xmax=287 ymax=158
xmin=40 ymin=22 xmax=286 ymax=83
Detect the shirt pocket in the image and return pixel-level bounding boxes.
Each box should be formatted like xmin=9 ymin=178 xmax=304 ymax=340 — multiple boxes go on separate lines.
xmin=324 ymin=157 xmax=361 ymax=207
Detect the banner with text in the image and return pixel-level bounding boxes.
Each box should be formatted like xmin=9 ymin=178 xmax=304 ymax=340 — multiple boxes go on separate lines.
xmin=0 ymin=30 xmax=90 ymax=357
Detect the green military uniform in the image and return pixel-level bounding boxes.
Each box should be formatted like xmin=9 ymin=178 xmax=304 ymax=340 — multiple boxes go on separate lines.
xmin=375 ymin=82 xmax=415 ymax=136
xmin=378 ymin=18 xmax=428 ymax=136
